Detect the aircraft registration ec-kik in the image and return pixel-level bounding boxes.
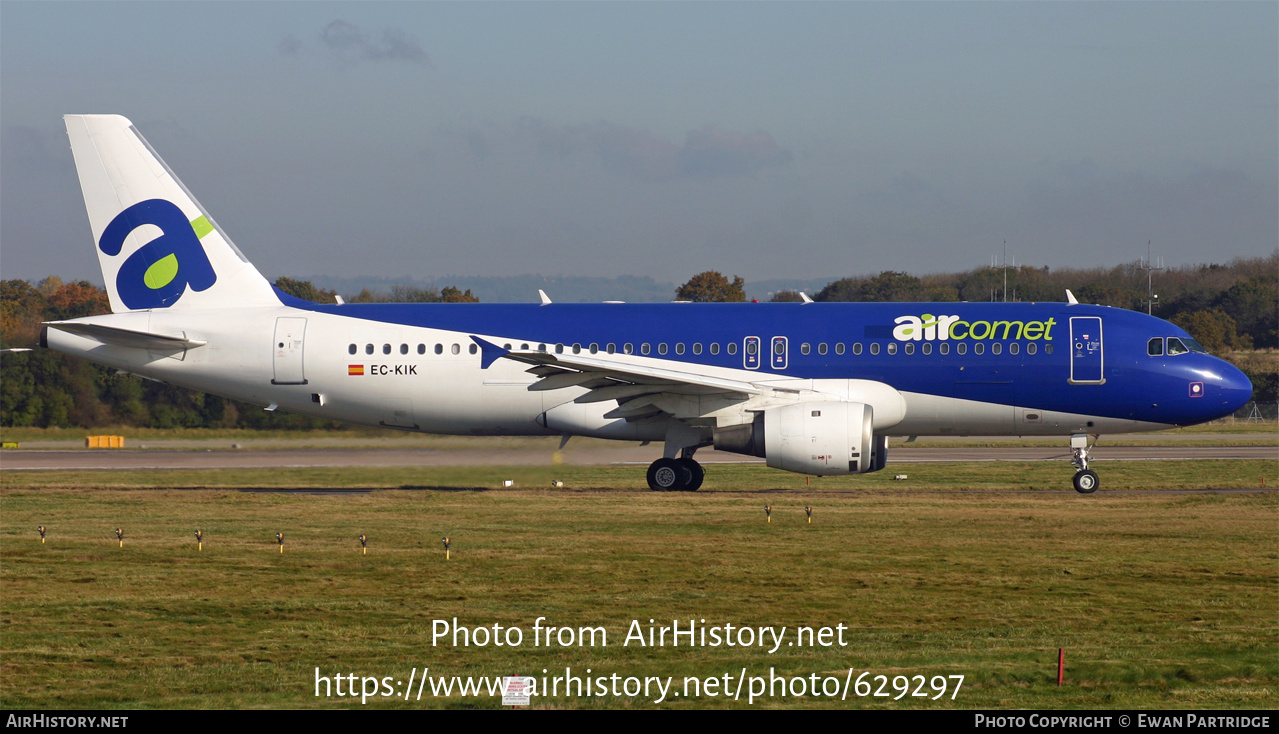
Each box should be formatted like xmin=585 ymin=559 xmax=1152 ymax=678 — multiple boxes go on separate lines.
xmin=43 ymin=115 xmax=1253 ymax=493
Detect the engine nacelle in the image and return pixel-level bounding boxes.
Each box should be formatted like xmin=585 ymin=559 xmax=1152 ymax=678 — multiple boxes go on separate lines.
xmin=713 ymin=401 xmax=886 ymax=476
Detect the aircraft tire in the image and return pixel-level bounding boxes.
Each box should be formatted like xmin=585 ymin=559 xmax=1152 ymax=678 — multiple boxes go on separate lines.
xmin=676 ymin=458 xmax=704 ymax=491
xmin=1072 ymin=470 xmax=1099 ymax=494
xmin=647 ymin=458 xmax=684 ymax=491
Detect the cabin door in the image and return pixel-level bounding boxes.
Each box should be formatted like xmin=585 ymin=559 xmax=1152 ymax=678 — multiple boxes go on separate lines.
xmin=1068 ymin=316 xmax=1104 ymax=384
xmin=272 ymin=317 xmax=308 ymax=385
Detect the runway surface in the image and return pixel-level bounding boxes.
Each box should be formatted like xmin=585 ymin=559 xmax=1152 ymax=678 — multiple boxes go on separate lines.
xmin=2 ymin=444 xmax=1274 ymax=470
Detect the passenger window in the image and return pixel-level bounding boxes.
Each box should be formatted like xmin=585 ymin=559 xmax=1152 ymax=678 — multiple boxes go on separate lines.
xmin=641 ymin=343 xmax=651 ymax=355
xmin=974 ymin=343 xmax=985 ymax=355
xmin=773 ymin=341 xmax=785 ymax=355
xmin=693 ymin=343 xmax=702 ymax=355
xmin=418 ymin=344 xmax=426 ymax=354
xmin=869 ymin=343 xmax=880 ymax=355
xmin=1027 ymin=343 xmax=1036 ymax=355
xmin=801 ymin=343 xmax=811 ymax=355
xmin=939 ymin=342 xmax=950 ymax=355
xmin=555 ymin=344 xmax=564 ymax=354
xmin=383 ymin=344 xmax=391 ymax=355
xmin=538 ymin=344 xmax=547 ymax=353
xmin=675 ymin=343 xmax=684 ymax=355
xmin=624 ymin=343 xmax=634 ymax=354
xmin=727 ymin=342 xmax=738 ymax=356
xmin=366 ymin=344 xmax=374 ymax=355
xmin=957 ymin=343 xmax=967 ymax=355
xmin=521 ymin=343 xmax=530 ymax=351
xmin=746 ymin=341 xmax=758 ymax=355
xmin=818 ymin=343 xmax=828 ymax=355
xmin=348 ymin=344 xmax=357 ymax=355
xmin=851 ymin=343 xmax=861 ymax=355
xmin=434 ymin=344 xmax=443 ymax=354
xmin=590 ymin=343 xmax=599 ymax=354
xmin=709 ymin=343 xmax=719 ymax=355
xmin=451 ymin=344 xmax=460 ymax=355
xmin=991 ymin=343 xmax=1001 ymax=355
xmin=922 ymin=342 xmax=932 ymax=355
xmin=607 ymin=344 xmax=616 ymax=354
xmin=1009 ymin=343 xmax=1019 ymax=355
xmin=904 ymin=343 xmax=915 ymax=355
xmin=469 ymin=344 xmax=478 ymax=355
xmin=658 ymin=343 xmax=668 ymax=355
xmin=1045 ymin=343 xmax=1053 ymax=355
xmin=572 ymin=343 xmax=581 ymax=354
xmin=1167 ymin=338 xmax=1188 ymax=355
xmin=400 ymin=344 xmax=408 ymax=355
xmin=836 ymin=343 xmax=846 ymax=355
xmin=887 ymin=343 xmax=897 ymax=355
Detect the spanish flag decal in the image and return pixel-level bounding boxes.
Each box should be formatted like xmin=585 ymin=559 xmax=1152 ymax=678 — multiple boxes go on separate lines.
xmin=348 ymin=365 xmax=364 ymax=376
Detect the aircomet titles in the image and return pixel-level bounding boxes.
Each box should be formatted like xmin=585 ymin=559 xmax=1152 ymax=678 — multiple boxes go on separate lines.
xmin=431 ymin=617 xmax=850 ymax=654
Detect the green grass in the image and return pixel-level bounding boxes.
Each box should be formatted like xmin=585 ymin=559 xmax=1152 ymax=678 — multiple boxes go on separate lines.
xmin=3 ymin=459 xmax=1273 ymax=492
xmin=2 ymin=464 xmax=1276 ymax=709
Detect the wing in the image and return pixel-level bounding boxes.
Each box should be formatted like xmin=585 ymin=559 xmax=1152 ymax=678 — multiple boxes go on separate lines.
xmin=471 ymin=336 xmax=766 ymax=424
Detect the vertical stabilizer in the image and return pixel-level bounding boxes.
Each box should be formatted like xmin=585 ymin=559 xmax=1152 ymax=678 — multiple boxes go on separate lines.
xmin=64 ymin=114 xmax=278 ymax=312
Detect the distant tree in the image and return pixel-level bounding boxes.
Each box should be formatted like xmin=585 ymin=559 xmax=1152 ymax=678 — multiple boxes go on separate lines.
xmin=676 ymin=271 xmax=747 ymax=302
xmin=768 ymin=290 xmax=805 ymax=303
xmin=1171 ymin=309 xmax=1250 ymax=353
xmin=1216 ymin=274 xmax=1278 ymax=349
xmin=439 ymin=286 xmax=479 ymax=303
xmin=389 ymin=284 xmax=441 ymax=303
xmin=1 ymin=279 xmax=46 ymax=347
xmin=815 ymin=271 xmax=921 ymax=302
xmin=44 ymin=281 xmax=110 ymax=321
xmin=273 ymin=277 xmax=338 ymax=304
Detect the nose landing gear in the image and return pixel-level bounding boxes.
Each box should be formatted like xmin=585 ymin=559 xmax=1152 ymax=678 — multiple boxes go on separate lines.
xmin=1070 ymin=433 xmax=1099 ymax=494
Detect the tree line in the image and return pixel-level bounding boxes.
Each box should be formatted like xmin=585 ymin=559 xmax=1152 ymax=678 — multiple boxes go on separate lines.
xmin=2 ymin=257 xmax=1274 ymax=428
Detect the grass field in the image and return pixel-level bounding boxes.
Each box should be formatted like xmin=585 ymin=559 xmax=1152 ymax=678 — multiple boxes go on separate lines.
xmin=2 ymin=462 xmax=1276 ymax=709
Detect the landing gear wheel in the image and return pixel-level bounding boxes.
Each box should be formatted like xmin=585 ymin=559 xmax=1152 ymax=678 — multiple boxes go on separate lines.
xmin=676 ymin=458 xmax=704 ymax=491
xmin=1073 ymin=470 xmax=1099 ymax=494
xmin=647 ymin=458 xmax=683 ymax=491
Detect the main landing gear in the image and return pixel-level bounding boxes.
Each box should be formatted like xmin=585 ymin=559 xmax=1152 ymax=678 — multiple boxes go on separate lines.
xmin=646 ymin=456 xmax=704 ymax=491
xmin=1070 ymin=433 xmax=1099 ymax=494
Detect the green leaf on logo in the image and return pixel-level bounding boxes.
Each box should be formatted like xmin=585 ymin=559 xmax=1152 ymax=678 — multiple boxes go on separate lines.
xmin=143 ymin=253 xmax=179 ymax=290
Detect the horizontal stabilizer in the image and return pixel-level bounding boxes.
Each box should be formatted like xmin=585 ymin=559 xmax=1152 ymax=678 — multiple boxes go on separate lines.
xmin=44 ymin=321 xmax=207 ymax=350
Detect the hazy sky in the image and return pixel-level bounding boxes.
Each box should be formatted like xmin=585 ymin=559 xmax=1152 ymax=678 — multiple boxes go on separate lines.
xmin=3 ymin=2 xmax=1276 ymax=287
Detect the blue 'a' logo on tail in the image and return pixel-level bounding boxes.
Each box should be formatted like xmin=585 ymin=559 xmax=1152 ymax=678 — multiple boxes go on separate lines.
xmin=99 ymin=199 xmax=217 ymax=309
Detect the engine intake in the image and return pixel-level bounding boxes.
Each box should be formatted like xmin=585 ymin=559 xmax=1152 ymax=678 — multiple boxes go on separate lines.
xmin=713 ymin=401 xmax=886 ymax=476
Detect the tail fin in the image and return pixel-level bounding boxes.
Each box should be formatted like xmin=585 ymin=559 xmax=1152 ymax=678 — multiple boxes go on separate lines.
xmin=64 ymin=114 xmax=278 ymax=312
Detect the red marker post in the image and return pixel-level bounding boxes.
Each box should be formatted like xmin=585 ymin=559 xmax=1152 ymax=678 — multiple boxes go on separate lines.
xmin=1057 ymin=648 xmax=1064 ymax=686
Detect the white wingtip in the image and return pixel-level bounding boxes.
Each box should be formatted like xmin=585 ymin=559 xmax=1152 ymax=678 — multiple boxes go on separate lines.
xmin=1065 ymin=289 xmax=1079 ymax=305
xmin=334 ymin=295 xmax=345 ymax=305
xmin=538 ymin=289 xmax=552 ymax=305
xmin=800 ymin=292 xmax=813 ymax=303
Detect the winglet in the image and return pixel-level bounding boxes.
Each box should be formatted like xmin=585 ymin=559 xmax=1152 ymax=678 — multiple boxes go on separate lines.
xmin=1065 ymin=289 xmax=1079 ymax=305
xmin=469 ymin=335 xmax=509 ymax=369
xmin=800 ymin=292 xmax=813 ymax=303
xmin=538 ymin=289 xmax=552 ymax=305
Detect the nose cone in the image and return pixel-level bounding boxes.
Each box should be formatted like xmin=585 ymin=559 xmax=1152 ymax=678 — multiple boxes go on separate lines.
xmin=1217 ymin=361 xmax=1253 ymax=416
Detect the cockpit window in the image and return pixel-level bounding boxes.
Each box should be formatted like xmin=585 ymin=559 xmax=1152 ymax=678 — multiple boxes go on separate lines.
xmin=1166 ymin=337 xmax=1189 ymax=356
xmin=1182 ymin=337 xmax=1208 ymax=354
xmin=1147 ymin=337 xmax=1164 ymax=356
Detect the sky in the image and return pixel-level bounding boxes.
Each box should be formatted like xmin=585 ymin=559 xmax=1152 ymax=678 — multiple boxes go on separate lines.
xmin=2 ymin=2 xmax=1276 ymax=288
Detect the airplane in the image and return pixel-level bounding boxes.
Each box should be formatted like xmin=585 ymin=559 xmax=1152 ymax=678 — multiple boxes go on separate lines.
xmin=40 ymin=115 xmax=1253 ymax=494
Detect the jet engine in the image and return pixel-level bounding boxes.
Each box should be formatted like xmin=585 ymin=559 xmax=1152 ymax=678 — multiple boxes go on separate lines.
xmin=713 ymin=401 xmax=887 ymax=476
